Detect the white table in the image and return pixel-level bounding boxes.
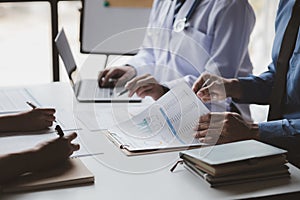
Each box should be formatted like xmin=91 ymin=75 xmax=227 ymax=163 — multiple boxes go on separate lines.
xmin=1 ymin=83 xmax=300 ymax=200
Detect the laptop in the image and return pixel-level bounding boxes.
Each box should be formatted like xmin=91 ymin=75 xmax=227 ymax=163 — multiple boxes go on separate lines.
xmin=55 ymin=28 xmax=141 ymax=103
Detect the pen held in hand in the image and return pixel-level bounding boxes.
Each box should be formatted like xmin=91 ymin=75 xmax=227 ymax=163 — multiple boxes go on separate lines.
xmin=55 ymin=125 xmax=64 ymax=137
xmin=26 ymin=101 xmax=58 ymax=123
xmin=117 ymin=89 xmax=128 ymax=96
xmin=201 ymin=79 xmax=211 ymax=88
xmin=26 ymin=101 xmax=37 ymax=109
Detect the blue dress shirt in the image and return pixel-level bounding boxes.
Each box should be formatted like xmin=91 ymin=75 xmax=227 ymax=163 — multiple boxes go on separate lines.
xmin=237 ymin=0 xmax=300 ymax=141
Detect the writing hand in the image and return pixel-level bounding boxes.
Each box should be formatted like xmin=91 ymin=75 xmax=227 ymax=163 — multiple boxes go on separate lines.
xmin=32 ymin=132 xmax=80 ymax=171
xmin=2 ymin=108 xmax=56 ymax=132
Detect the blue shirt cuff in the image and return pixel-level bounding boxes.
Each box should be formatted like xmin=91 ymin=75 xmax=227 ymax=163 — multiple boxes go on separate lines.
xmin=258 ymin=119 xmax=290 ymax=141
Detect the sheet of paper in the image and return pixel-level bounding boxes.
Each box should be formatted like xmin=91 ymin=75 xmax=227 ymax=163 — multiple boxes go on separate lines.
xmin=109 ymin=83 xmax=210 ymax=150
xmin=0 ymin=88 xmax=40 ymax=114
xmin=76 ymin=98 xmax=153 ymax=131
xmin=0 ymin=131 xmax=101 ymax=158
xmin=55 ymin=109 xmax=81 ymax=131
xmin=76 ymin=110 xmax=116 ymax=131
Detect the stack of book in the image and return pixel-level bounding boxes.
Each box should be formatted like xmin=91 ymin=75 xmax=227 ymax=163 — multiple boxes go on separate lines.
xmin=177 ymin=140 xmax=290 ymax=187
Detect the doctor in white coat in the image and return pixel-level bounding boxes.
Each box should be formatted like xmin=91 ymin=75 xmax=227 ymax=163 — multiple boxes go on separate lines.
xmin=99 ymin=0 xmax=255 ymax=121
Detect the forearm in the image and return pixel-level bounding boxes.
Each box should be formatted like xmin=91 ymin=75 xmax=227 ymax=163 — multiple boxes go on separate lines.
xmin=225 ymin=78 xmax=242 ymax=100
xmin=257 ymin=119 xmax=300 ymax=159
xmin=249 ymin=123 xmax=260 ymax=140
xmin=0 ymin=114 xmax=20 ymax=132
xmin=0 ymin=149 xmax=37 ymax=184
xmin=258 ymin=119 xmax=300 ymax=140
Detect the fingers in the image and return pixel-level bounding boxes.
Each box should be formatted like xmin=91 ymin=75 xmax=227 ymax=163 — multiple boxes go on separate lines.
xmin=35 ymin=108 xmax=56 ymax=114
xmin=199 ymin=135 xmax=225 ymax=144
xmin=192 ymin=73 xmax=212 ymax=93
xmin=44 ymin=120 xmax=53 ymax=127
xmin=71 ymin=143 xmax=80 ymax=151
xmin=32 ymin=108 xmax=56 ymax=117
xmin=135 ymin=85 xmax=153 ymax=98
xmin=65 ymin=132 xmax=78 ymax=142
xmin=40 ymin=114 xmax=56 ymax=122
xmin=29 ymin=108 xmax=56 ymax=128
xmin=99 ymin=68 xmax=124 ymax=87
xmin=194 ymin=112 xmax=245 ymax=144
xmin=98 ymin=69 xmax=109 ymax=87
xmin=196 ymin=83 xmax=221 ymax=102
xmin=194 ymin=112 xmax=230 ymax=138
xmin=125 ymin=74 xmax=157 ymax=97
xmin=193 ymin=126 xmax=222 ymax=138
xmin=193 ymin=73 xmax=227 ymax=102
xmin=117 ymin=68 xmax=135 ymax=86
xmin=125 ymin=74 xmax=151 ymax=89
xmin=64 ymin=132 xmax=80 ymax=155
xmin=101 ymin=69 xmax=119 ymax=87
xmin=194 ymin=120 xmax=227 ymax=133
xmin=196 ymin=86 xmax=212 ymax=101
xmin=194 ymin=129 xmax=222 ymax=144
xmin=98 ymin=69 xmax=108 ymax=87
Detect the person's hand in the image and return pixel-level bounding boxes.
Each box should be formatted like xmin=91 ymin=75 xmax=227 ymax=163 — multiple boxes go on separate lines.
xmin=98 ymin=66 xmax=136 ymax=88
xmin=125 ymin=74 xmax=168 ymax=100
xmin=192 ymin=73 xmax=241 ymax=102
xmin=12 ymin=108 xmax=56 ymax=132
xmin=31 ymin=132 xmax=80 ymax=172
xmin=193 ymin=112 xmax=259 ymax=144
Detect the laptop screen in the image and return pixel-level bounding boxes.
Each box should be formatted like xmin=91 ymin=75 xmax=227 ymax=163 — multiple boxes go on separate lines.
xmin=55 ymin=28 xmax=77 ymax=80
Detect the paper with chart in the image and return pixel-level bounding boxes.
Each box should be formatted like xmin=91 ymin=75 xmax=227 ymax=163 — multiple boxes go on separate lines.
xmin=108 ymin=83 xmax=210 ymax=151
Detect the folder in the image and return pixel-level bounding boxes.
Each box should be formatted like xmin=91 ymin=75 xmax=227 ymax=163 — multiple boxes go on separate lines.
xmin=1 ymin=158 xmax=94 ymax=193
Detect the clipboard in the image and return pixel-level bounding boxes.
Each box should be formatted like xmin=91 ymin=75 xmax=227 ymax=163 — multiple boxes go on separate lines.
xmin=103 ymin=83 xmax=210 ymax=156
xmin=105 ymin=130 xmax=204 ymax=156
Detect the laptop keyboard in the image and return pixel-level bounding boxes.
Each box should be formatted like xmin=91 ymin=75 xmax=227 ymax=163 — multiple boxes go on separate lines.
xmin=95 ymin=88 xmax=114 ymax=98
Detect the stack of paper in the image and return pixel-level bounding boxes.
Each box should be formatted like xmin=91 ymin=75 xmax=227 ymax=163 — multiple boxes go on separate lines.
xmin=178 ymin=140 xmax=290 ymax=187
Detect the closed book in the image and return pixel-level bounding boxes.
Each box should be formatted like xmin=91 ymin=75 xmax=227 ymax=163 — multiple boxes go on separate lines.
xmin=180 ymin=140 xmax=287 ymax=177
xmin=183 ymin=160 xmax=290 ymax=187
xmin=1 ymin=158 xmax=94 ymax=193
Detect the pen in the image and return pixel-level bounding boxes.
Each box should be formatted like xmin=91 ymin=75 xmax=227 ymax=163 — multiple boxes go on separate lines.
xmin=117 ymin=89 xmax=128 ymax=96
xmin=55 ymin=124 xmax=64 ymax=137
xmin=26 ymin=101 xmax=37 ymax=109
xmin=201 ymin=79 xmax=211 ymax=88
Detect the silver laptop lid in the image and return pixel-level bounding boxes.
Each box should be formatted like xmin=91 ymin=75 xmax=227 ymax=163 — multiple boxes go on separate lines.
xmin=55 ymin=28 xmax=78 ymax=83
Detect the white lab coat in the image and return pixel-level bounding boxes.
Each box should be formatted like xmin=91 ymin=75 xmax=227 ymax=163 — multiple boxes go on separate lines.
xmin=126 ymin=0 xmax=255 ymax=121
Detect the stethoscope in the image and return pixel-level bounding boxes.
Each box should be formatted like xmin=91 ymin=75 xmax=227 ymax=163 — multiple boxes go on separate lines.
xmin=173 ymin=0 xmax=202 ymax=32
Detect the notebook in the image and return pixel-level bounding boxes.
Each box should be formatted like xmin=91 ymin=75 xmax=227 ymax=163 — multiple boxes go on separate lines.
xmin=55 ymin=28 xmax=141 ymax=103
xmin=179 ymin=140 xmax=288 ymax=177
xmin=1 ymin=158 xmax=94 ymax=193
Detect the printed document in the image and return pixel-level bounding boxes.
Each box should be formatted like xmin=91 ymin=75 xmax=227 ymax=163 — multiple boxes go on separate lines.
xmin=108 ymin=83 xmax=210 ymax=151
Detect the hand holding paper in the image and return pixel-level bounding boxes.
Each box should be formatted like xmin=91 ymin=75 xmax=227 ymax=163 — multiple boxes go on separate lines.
xmin=108 ymin=82 xmax=210 ymax=155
